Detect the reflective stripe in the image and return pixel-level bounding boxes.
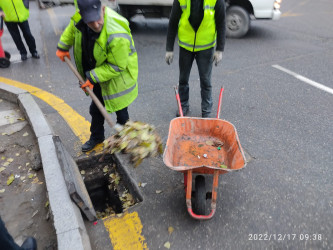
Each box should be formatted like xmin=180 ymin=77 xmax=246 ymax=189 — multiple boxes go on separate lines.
xmin=107 ymin=33 xmax=136 ymax=55
xmin=108 ymin=62 xmax=122 ymax=72
xmin=179 ymin=40 xmax=216 ymax=49
xmin=103 ymin=83 xmax=137 ymax=101
xmin=180 ymin=5 xmax=187 ymax=9
xmin=58 ymin=41 xmax=71 ymax=50
xmin=91 ymin=70 xmax=100 ymax=83
xmin=204 ymin=5 xmax=214 ymax=10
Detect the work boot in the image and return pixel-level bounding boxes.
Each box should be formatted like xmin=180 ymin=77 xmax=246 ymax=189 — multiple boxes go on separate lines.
xmin=32 ymin=51 xmax=40 ymax=59
xmin=21 ymin=54 xmax=28 ymax=61
xmin=82 ymin=138 xmax=104 ymax=152
xmin=176 ymin=107 xmax=189 ymax=117
xmin=21 ymin=237 xmax=37 ymax=250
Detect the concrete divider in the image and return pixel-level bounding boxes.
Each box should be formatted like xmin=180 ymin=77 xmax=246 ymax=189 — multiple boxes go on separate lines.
xmin=0 ymin=82 xmax=92 ymax=250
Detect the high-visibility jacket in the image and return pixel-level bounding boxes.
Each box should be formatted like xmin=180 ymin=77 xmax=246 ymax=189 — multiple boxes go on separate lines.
xmin=178 ymin=0 xmax=217 ymax=52
xmin=57 ymin=7 xmax=138 ymax=113
xmin=0 ymin=0 xmax=29 ymax=23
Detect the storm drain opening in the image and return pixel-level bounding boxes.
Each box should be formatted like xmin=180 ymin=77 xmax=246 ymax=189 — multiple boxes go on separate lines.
xmin=76 ymin=154 xmax=142 ymax=219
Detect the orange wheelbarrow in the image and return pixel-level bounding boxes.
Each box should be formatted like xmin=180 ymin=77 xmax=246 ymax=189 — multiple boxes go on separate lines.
xmin=163 ymin=87 xmax=247 ymax=220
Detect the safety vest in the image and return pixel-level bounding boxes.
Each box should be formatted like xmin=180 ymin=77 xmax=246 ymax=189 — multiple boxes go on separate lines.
xmin=178 ymin=0 xmax=217 ymax=52
xmin=0 ymin=0 xmax=29 ymax=23
xmin=57 ymin=7 xmax=138 ymax=113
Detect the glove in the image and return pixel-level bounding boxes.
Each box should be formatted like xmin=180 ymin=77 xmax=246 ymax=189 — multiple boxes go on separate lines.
xmin=56 ymin=49 xmax=71 ymax=62
xmin=213 ymin=51 xmax=223 ymax=66
xmin=165 ymin=52 xmax=174 ymax=65
xmin=81 ymin=79 xmax=94 ymax=94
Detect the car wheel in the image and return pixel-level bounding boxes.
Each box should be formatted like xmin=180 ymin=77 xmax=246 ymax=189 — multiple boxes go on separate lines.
xmin=119 ymin=5 xmax=131 ymax=20
xmin=0 ymin=58 xmax=10 ymax=68
xmin=226 ymin=6 xmax=250 ymax=38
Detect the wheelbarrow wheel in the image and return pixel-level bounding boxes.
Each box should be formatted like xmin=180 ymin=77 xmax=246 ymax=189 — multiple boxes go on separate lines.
xmin=5 ymin=51 xmax=11 ymax=60
xmin=194 ymin=175 xmax=206 ymax=215
xmin=0 ymin=57 xmax=10 ymax=68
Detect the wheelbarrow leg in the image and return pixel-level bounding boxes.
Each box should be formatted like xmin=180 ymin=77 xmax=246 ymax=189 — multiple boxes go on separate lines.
xmin=185 ymin=170 xmax=192 ymax=209
xmin=210 ymin=170 xmax=219 ymax=212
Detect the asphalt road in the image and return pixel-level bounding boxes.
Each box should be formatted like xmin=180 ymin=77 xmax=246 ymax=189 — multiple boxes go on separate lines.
xmin=0 ymin=0 xmax=332 ymax=249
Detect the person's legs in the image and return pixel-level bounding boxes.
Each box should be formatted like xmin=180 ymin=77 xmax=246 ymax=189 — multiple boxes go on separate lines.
xmin=5 ymin=22 xmax=27 ymax=57
xmin=115 ymin=107 xmax=129 ymax=125
xmin=82 ymin=84 xmax=105 ymax=151
xmin=178 ymin=46 xmax=195 ymax=114
xmin=0 ymin=217 xmax=21 ymax=250
xmin=196 ymin=47 xmax=214 ymax=117
xmin=18 ymin=21 xmax=39 ymax=58
xmin=89 ymin=84 xmax=105 ymax=141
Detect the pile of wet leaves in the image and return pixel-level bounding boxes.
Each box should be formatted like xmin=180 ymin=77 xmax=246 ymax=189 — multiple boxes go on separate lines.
xmin=103 ymin=121 xmax=163 ymax=167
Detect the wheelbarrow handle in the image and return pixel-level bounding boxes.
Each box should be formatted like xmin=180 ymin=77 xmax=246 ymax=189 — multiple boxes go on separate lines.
xmin=174 ymin=86 xmax=183 ymax=117
xmin=64 ymin=56 xmax=115 ymax=128
xmin=216 ymin=86 xmax=224 ymax=119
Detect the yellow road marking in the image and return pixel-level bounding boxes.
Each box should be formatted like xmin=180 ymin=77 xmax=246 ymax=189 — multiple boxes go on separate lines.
xmin=0 ymin=77 xmax=147 ymax=248
xmin=47 ymin=8 xmax=63 ymax=36
xmin=104 ymin=212 xmax=148 ymax=250
xmin=0 ymin=76 xmax=90 ymax=143
xmin=281 ymin=12 xmax=303 ymax=17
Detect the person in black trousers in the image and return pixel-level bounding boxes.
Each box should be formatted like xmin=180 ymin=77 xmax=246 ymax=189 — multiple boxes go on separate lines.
xmin=165 ymin=0 xmax=226 ymax=118
xmin=0 ymin=0 xmax=40 ymax=61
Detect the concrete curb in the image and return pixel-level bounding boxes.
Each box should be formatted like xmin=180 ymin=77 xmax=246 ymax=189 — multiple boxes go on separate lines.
xmin=0 ymin=82 xmax=91 ymax=250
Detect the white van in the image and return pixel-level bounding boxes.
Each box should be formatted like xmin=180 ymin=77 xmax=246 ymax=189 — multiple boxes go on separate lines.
xmin=115 ymin=0 xmax=281 ymax=38
xmin=42 ymin=0 xmax=281 ymax=38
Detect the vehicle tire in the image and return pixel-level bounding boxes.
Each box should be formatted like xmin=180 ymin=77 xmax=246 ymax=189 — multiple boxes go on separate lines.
xmin=0 ymin=58 xmax=10 ymax=68
xmin=5 ymin=51 xmax=11 ymax=60
xmin=119 ymin=5 xmax=130 ymax=20
xmin=194 ymin=175 xmax=206 ymax=215
xmin=226 ymin=6 xmax=250 ymax=38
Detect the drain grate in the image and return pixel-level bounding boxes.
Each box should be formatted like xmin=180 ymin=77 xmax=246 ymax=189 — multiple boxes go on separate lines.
xmin=76 ymin=154 xmax=141 ymax=219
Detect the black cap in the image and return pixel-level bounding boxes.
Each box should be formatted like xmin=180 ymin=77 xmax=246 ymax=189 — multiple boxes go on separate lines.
xmin=77 ymin=0 xmax=101 ymax=23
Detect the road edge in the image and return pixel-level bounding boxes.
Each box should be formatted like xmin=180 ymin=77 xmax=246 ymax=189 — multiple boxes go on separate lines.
xmin=0 ymin=82 xmax=92 ymax=250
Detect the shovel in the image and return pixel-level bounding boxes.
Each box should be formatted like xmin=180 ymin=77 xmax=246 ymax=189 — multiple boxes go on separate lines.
xmin=64 ymin=57 xmax=162 ymax=166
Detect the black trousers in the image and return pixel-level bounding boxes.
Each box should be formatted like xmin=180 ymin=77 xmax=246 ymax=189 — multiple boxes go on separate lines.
xmin=179 ymin=46 xmax=214 ymax=115
xmin=0 ymin=217 xmax=21 ymax=250
xmin=89 ymin=84 xmax=129 ymax=141
xmin=5 ymin=21 xmax=37 ymax=56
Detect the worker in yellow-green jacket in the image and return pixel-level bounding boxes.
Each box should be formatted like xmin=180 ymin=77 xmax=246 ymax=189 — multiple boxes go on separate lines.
xmin=0 ymin=0 xmax=40 ymax=60
xmin=56 ymin=0 xmax=138 ymax=152
xmin=165 ymin=0 xmax=226 ymax=118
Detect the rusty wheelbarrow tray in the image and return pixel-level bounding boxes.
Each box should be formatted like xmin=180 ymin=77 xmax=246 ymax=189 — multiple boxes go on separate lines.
xmin=163 ymin=87 xmax=247 ymax=220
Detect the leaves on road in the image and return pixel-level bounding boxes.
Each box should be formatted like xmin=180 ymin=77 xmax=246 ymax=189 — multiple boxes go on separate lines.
xmin=7 ymin=174 xmax=15 ymax=185
xmin=164 ymin=241 xmax=171 ymax=249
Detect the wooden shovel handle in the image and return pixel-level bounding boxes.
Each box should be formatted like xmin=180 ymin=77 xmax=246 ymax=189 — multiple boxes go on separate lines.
xmin=64 ymin=56 xmax=115 ymax=128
